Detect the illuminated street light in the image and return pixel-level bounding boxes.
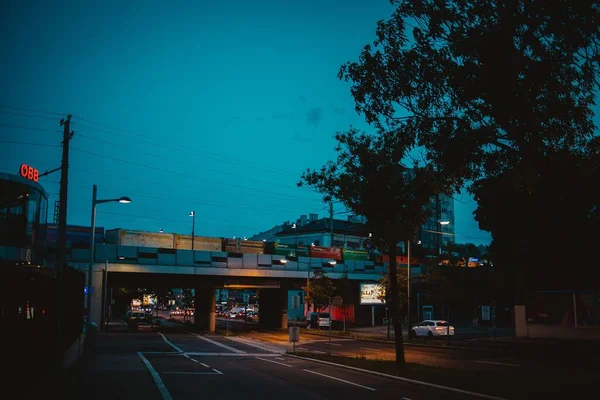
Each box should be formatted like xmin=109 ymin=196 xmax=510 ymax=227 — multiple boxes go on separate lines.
xmin=189 ymin=211 xmax=196 ymax=250
xmin=158 ymin=228 xmax=164 ymax=233
xmin=88 ymin=184 xmax=131 ymax=327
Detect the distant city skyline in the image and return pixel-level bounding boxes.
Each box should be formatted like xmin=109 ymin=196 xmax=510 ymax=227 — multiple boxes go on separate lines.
xmin=0 ymin=0 xmax=492 ymax=245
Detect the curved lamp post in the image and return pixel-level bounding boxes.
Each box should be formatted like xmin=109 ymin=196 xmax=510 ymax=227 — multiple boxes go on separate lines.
xmin=87 ymin=184 xmax=131 ymax=326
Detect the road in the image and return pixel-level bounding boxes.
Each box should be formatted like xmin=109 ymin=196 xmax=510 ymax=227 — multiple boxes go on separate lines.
xmin=58 ymin=329 xmax=496 ymax=400
xmin=211 ymin=319 xmax=597 ymax=399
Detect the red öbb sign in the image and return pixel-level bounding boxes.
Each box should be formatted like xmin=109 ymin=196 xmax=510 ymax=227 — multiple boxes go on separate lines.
xmin=20 ymin=163 xmax=39 ymax=182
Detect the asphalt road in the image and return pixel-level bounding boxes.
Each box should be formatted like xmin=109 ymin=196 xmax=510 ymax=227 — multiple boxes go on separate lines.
xmin=209 ymin=320 xmax=597 ymax=399
xmin=56 ymin=330 xmax=503 ymax=400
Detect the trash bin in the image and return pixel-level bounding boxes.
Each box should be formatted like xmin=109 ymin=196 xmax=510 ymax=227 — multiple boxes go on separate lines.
xmin=289 ymin=326 xmax=300 ymax=342
xmin=289 ymin=326 xmax=300 ymax=352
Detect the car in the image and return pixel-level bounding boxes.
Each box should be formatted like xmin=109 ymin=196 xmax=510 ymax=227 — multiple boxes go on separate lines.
xmin=410 ymin=320 xmax=455 ymax=338
xmin=317 ymin=313 xmax=331 ymax=329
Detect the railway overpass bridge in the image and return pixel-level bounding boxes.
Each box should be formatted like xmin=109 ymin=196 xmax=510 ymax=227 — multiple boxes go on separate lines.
xmin=65 ymin=244 xmax=399 ymax=331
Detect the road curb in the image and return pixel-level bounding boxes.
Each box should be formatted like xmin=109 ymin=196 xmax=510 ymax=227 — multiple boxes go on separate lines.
xmin=284 ymin=353 xmax=509 ymax=400
xmin=299 ymin=330 xmax=515 ymax=353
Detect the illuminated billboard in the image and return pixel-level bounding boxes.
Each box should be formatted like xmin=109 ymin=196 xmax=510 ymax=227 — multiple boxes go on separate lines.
xmin=143 ymin=294 xmax=157 ymax=306
xmin=360 ymin=283 xmax=385 ymax=305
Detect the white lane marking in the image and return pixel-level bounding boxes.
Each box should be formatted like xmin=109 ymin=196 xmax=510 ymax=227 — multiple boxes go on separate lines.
xmin=275 ymin=357 xmax=286 ymax=361
xmin=190 ymin=359 xmax=199 ymax=363
xmin=137 ymin=352 xmax=173 ymax=400
xmin=360 ymin=347 xmax=381 ymax=351
xmin=183 ymin=352 xmax=281 ymax=357
xmin=183 ymin=354 xmax=190 ymax=359
xmin=220 ymin=335 xmax=286 ymax=354
xmin=303 ymin=369 xmax=377 ymax=391
xmin=162 ymin=372 xmax=219 ymax=375
xmin=298 ymin=347 xmax=309 ymax=351
xmin=158 ymin=333 xmax=183 ymax=353
xmin=312 ymin=350 xmax=327 ymax=354
xmin=200 ymin=363 xmax=210 ymax=368
xmin=255 ymin=357 xmax=293 ymax=367
xmin=192 ymin=333 xmax=246 ymax=353
xmin=402 ymin=397 xmax=412 ymax=400
xmin=330 ymin=343 xmax=342 ymax=346
xmin=288 ymin=354 xmax=509 ymax=400
xmin=212 ymin=369 xmax=223 ymax=375
xmin=475 ymin=360 xmax=520 ymax=367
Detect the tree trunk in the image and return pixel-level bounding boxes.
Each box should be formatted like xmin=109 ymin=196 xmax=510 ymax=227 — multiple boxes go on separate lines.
xmin=388 ymin=245 xmax=406 ymax=365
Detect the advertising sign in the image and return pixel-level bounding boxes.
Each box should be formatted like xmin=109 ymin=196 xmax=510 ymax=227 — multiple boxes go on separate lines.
xmin=309 ymin=246 xmax=342 ymax=260
xmin=360 ymin=283 xmax=385 ymax=305
xmin=143 ymin=294 xmax=157 ymax=306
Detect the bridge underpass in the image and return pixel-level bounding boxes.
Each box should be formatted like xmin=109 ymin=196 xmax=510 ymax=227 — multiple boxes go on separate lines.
xmin=105 ymin=271 xmax=301 ymax=331
xmin=63 ymin=243 xmax=392 ymax=330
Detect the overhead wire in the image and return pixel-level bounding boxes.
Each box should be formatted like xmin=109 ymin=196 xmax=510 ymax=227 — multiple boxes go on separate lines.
xmin=74 ymin=132 xmax=304 ymax=191
xmin=70 ymin=119 xmax=300 ymax=177
xmin=69 ymin=146 xmax=321 ymax=202
xmin=0 ymin=104 xmax=64 ymax=116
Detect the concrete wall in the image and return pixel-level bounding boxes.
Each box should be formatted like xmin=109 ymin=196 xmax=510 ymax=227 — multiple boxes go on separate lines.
xmin=515 ymin=305 xmax=600 ymax=340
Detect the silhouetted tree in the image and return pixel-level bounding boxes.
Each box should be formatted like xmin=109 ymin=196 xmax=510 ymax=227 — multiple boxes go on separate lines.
xmin=300 ymin=128 xmax=449 ymax=366
xmin=339 ymin=0 xmax=600 ymax=300
xmin=303 ymin=270 xmax=336 ymax=311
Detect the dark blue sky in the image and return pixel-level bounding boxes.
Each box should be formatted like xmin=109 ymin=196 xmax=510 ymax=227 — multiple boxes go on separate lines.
xmin=1 ymin=0 xmax=491 ymax=245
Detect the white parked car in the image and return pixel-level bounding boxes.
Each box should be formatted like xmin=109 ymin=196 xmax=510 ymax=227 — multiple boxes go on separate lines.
xmin=411 ymin=320 xmax=455 ymax=338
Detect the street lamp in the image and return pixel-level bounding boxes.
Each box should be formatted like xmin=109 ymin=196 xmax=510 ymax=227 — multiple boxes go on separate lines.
xmin=189 ymin=211 xmax=196 ymax=250
xmin=159 ymin=228 xmax=164 ymax=233
xmin=292 ymin=223 xmax=297 ymax=246
xmin=87 ymin=184 xmax=131 ymax=326
xmin=438 ymin=220 xmax=450 ymax=255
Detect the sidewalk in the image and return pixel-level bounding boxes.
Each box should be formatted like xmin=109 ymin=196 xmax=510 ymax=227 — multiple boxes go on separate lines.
xmin=303 ymin=323 xmax=600 ymax=354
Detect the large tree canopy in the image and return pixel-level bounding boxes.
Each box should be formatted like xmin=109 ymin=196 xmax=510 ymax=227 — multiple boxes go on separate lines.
xmin=339 ymin=0 xmax=600 ymax=295
xmin=340 ymin=0 xmax=600 ymax=184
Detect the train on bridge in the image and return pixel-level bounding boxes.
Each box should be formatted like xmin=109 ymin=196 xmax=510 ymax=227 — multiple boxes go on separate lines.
xmin=43 ymin=225 xmax=421 ymax=265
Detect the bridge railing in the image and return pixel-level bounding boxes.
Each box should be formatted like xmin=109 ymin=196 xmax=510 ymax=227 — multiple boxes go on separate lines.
xmin=69 ymin=244 xmax=387 ymax=275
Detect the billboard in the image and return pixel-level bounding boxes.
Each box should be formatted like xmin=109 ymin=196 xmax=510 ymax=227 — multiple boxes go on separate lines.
xmin=143 ymin=294 xmax=157 ymax=306
xmin=360 ymin=283 xmax=385 ymax=305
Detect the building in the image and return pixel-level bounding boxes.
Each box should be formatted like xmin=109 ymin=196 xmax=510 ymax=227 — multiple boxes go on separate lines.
xmin=0 ymin=169 xmax=85 ymax=375
xmin=249 ymin=194 xmax=455 ymax=254
xmin=0 ymin=171 xmax=49 ymax=264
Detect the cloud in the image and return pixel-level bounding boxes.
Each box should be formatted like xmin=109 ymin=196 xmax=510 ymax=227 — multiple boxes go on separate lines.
xmin=306 ymin=107 xmax=322 ymax=127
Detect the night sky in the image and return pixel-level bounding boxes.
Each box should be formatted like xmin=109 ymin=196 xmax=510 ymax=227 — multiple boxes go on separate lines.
xmin=1 ymin=0 xmax=492 ymax=245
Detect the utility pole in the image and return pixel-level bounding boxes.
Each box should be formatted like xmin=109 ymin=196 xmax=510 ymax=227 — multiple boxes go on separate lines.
xmin=329 ymin=201 xmax=334 ymax=247
xmin=56 ymin=114 xmax=73 ymax=367
xmin=56 ymin=114 xmax=72 ymax=281
xmin=407 ymin=240 xmax=412 ymax=339
xmin=436 ymin=194 xmax=441 ymax=255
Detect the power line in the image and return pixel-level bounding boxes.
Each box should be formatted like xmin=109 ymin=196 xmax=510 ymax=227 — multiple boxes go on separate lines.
xmin=64 ymin=180 xmax=316 ymax=214
xmin=69 ymin=147 xmax=321 ymax=202
xmin=0 ymin=139 xmax=60 ymax=147
xmin=0 ymin=104 xmax=63 ymax=116
xmin=75 ymin=132 xmax=302 ymax=191
xmin=0 ymin=110 xmax=60 ymax=120
xmin=70 ymin=119 xmax=300 ymax=177
xmin=0 ymin=123 xmax=61 ymax=132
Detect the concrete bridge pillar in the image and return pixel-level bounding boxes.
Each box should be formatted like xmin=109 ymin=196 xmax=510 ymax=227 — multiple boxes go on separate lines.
xmin=258 ymin=288 xmax=287 ymax=329
xmin=194 ymin=288 xmax=216 ymax=332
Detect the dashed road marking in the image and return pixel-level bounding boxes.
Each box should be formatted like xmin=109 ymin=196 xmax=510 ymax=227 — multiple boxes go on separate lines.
xmin=475 ymin=360 xmax=520 ymax=367
xmin=303 ymin=369 xmax=377 ymax=391
xmin=255 ymin=357 xmax=293 ymax=367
